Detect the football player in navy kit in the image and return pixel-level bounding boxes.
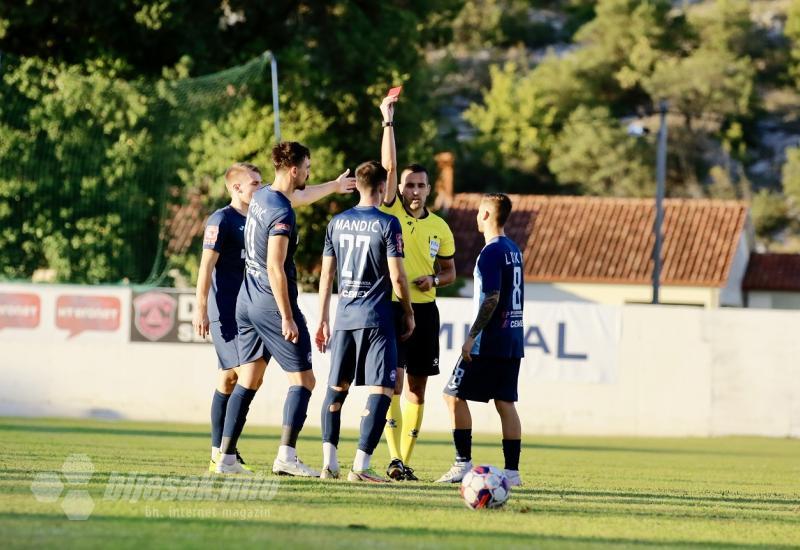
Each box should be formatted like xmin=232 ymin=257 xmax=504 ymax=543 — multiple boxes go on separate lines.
xmin=315 ymin=160 xmax=415 ymax=482
xmin=436 ymin=193 xmax=524 ymax=487
xmin=195 ymin=158 xmax=355 ymax=474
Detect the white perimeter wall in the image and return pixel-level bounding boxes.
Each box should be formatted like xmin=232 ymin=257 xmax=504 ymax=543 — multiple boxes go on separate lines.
xmin=1 ymin=284 xmax=798 ymax=437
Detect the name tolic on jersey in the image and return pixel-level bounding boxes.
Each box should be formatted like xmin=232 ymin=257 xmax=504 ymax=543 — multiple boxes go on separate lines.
xmin=323 ymin=206 xmax=404 ymax=330
xmin=241 ymin=186 xmax=299 ymax=309
xmin=471 ymin=236 xmax=524 ymax=358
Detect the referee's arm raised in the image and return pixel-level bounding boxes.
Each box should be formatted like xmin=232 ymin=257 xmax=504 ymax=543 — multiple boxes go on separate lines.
xmin=380 ymin=95 xmax=399 ymax=206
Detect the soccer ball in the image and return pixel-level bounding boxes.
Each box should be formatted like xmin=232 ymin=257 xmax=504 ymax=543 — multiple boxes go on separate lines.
xmin=460 ymin=465 xmax=510 ymax=510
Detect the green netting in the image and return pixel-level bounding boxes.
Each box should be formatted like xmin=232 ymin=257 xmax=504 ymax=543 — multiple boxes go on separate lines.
xmin=0 ymin=52 xmax=272 ymax=285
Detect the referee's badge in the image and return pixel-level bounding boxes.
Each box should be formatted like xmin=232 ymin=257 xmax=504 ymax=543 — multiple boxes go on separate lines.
xmin=429 ymin=239 xmax=440 ymax=258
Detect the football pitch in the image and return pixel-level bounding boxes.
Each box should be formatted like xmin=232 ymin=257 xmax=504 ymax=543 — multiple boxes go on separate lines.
xmin=1 ymin=417 xmax=798 ymax=549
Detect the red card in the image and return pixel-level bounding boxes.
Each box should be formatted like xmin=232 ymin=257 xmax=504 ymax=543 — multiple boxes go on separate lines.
xmin=387 ymin=86 xmax=403 ymax=98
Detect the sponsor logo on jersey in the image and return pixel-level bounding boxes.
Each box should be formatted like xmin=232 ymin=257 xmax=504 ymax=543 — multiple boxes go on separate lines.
xmin=132 ymin=292 xmax=177 ymax=342
xmin=396 ymin=233 xmax=404 ymax=255
xmin=274 ymin=222 xmax=291 ymax=233
xmin=203 ymin=225 xmax=219 ymax=246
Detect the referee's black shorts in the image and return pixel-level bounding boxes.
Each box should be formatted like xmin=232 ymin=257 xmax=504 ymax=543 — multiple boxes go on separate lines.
xmin=392 ymin=301 xmax=440 ymax=377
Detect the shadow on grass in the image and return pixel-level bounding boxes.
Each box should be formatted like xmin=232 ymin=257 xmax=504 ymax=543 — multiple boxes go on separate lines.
xmin=0 ymin=422 xmax=772 ymax=458
xmin=0 ymin=512 xmax=794 ymax=549
xmin=535 ymin=488 xmax=800 ymax=508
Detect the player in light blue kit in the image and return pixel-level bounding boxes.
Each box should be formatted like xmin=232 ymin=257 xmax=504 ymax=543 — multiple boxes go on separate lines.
xmin=436 ymin=193 xmax=524 ymax=487
xmin=315 ymin=160 xmax=415 ymax=482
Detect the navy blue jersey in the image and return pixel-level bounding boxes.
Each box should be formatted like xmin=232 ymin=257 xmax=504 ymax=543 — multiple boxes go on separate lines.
xmin=241 ymin=186 xmax=298 ymax=310
xmin=203 ymin=205 xmax=246 ymax=321
xmin=471 ymin=236 xmax=524 ymax=358
xmin=323 ymin=206 xmax=404 ymax=330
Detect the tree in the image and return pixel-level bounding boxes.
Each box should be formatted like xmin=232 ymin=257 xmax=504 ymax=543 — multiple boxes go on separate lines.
xmin=644 ymin=48 xmax=755 ymax=132
xmin=750 ymin=189 xmax=789 ymax=238
xmin=782 ymin=145 xmax=800 ymax=208
xmin=548 ymin=106 xmax=654 ymax=197
xmin=788 ymin=0 xmax=800 ymax=88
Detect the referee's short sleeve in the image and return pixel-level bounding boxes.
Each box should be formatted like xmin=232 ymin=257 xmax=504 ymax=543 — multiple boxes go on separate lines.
xmin=437 ymin=220 xmax=456 ymax=259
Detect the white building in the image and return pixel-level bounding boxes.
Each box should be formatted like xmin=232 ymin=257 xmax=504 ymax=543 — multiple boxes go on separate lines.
xmin=445 ymin=194 xmax=752 ymax=308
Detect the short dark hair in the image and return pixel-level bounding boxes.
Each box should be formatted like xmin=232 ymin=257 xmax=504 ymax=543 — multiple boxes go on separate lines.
xmin=401 ymin=163 xmax=429 ymax=184
xmin=355 ymin=160 xmax=387 ymax=192
xmin=483 ymin=193 xmax=513 ymax=226
xmin=272 ymin=142 xmax=310 ymax=171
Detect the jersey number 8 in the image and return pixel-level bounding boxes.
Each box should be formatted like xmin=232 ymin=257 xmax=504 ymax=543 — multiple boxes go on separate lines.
xmin=512 ymin=266 xmax=522 ymax=310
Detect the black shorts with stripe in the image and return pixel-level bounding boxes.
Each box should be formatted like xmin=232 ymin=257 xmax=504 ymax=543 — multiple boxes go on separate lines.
xmin=393 ymin=301 xmax=440 ymax=377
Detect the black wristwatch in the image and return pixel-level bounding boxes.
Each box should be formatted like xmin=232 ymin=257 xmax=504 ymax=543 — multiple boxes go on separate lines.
xmin=381 ymin=120 xmax=393 ymax=127
xmin=432 ymin=275 xmax=440 ymax=287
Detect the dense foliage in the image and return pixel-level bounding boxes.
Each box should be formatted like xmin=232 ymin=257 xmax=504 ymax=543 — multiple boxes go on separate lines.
xmin=2 ymin=0 xmax=799 ymax=284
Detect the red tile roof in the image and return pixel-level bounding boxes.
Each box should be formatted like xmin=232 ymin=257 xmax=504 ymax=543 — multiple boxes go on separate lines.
xmin=444 ymin=194 xmax=748 ymax=287
xmin=162 ymin=190 xmax=207 ymax=256
xmin=743 ymin=253 xmax=800 ymax=291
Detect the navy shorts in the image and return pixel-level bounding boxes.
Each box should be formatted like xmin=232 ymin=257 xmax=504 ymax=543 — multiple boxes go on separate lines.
xmin=236 ymin=301 xmax=312 ymax=373
xmin=443 ymin=356 xmax=521 ymax=402
xmin=393 ymin=301 xmax=440 ymax=377
xmin=210 ymin=318 xmax=246 ymax=370
xmin=328 ymin=324 xmax=397 ymax=388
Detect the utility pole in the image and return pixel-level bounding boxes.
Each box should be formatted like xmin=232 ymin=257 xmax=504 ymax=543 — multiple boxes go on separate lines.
xmin=653 ymin=100 xmax=668 ymax=304
xmin=263 ymin=51 xmax=281 ymax=143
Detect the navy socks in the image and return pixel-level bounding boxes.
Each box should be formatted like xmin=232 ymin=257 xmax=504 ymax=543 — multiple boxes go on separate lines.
xmin=358 ymin=394 xmax=391 ymax=454
xmin=281 ymin=386 xmax=312 ymax=447
xmin=321 ymin=387 xmax=349 ymax=447
xmin=502 ymin=439 xmax=521 ymax=470
xmin=219 ymin=384 xmax=257 ymax=455
xmin=210 ymin=390 xmax=230 ymax=449
xmin=453 ymin=428 xmax=472 ymax=462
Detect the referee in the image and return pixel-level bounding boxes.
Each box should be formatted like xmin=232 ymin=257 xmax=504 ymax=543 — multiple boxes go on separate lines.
xmin=378 ymin=94 xmax=456 ymax=481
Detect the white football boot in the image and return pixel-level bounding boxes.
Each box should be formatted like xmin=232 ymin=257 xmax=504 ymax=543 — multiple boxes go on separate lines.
xmin=434 ymin=460 xmax=473 ymax=483
xmin=504 ymin=469 xmax=522 ymax=487
xmin=272 ymin=456 xmax=320 ymax=477
xmin=215 ymin=457 xmax=255 ymax=475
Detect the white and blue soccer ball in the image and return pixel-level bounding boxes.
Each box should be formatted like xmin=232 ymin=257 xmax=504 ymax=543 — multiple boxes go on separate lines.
xmin=460 ymin=465 xmax=510 ymax=510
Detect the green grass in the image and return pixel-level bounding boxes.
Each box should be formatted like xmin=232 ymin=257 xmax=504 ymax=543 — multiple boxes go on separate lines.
xmin=1 ymin=417 xmax=799 ymax=549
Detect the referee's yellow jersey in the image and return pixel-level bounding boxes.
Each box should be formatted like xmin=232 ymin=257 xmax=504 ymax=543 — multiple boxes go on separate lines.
xmin=380 ymin=196 xmax=455 ymax=303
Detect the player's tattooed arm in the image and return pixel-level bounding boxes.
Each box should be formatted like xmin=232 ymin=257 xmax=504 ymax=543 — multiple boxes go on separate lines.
xmin=468 ymin=290 xmax=500 ymax=339
xmin=380 ymin=95 xmax=398 ymax=206
xmin=289 ymin=169 xmax=355 ymax=207
xmin=461 ymin=290 xmax=500 ymax=361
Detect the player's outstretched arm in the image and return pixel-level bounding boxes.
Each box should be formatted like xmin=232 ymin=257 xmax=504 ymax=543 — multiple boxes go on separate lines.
xmin=315 ymin=255 xmax=336 ymax=353
xmin=380 ymin=95 xmax=398 ymax=205
xmin=388 ymin=256 xmax=415 ymax=341
xmin=289 ymin=170 xmax=356 ymax=207
xmin=461 ymin=290 xmax=500 ymax=362
xmin=266 ymin=234 xmax=299 ymax=343
xmin=193 ymin=248 xmax=219 ymax=339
